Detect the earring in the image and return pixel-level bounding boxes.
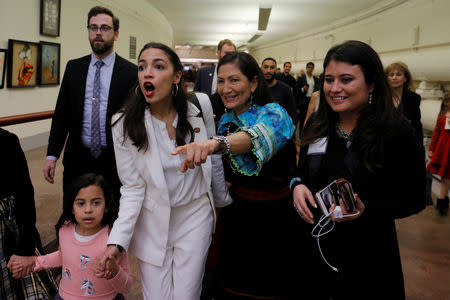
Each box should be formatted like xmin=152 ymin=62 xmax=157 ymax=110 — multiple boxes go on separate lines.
xmin=368 ymin=93 xmax=373 ymax=104
xmin=135 ymin=85 xmax=140 ymax=97
xmin=172 ymin=83 xmax=179 ymax=96
xmin=249 ymin=93 xmax=254 ymax=107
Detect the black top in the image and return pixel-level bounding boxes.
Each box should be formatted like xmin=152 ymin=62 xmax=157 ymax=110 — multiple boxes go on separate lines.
xmin=276 ymin=73 xmax=296 ymax=90
xmin=0 ymin=129 xmax=40 ymax=255
xmin=291 ymin=119 xmax=426 ymax=299
xmin=398 ymin=90 xmax=423 ymax=146
xmin=269 ymin=80 xmax=297 ymax=122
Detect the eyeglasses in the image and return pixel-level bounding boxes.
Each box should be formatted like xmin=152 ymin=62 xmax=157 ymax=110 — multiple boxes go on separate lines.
xmin=87 ymin=24 xmax=113 ymax=33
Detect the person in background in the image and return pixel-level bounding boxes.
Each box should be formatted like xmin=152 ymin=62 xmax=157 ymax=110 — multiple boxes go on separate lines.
xmin=95 ymin=42 xmax=231 ymax=300
xmin=1 ymin=128 xmax=57 ymax=299
xmin=290 ymin=40 xmax=425 ymax=299
xmin=43 ymin=6 xmax=137 ymax=209
xmin=173 ymin=51 xmax=296 ymax=300
xmin=296 ymin=62 xmax=319 ymax=135
xmin=261 ymin=57 xmax=297 ymax=121
xmin=386 ymin=61 xmax=423 ymax=145
xmin=276 ymin=61 xmax=296 ymax=90
xmin=427 ymin=94 xmax=450 ymax=215
xmin=9 ymin=173 xmax=131 ymax=300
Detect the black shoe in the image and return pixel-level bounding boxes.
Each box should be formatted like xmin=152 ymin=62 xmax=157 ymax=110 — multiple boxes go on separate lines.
xmin=436 ymin=197 xmax=449 ymax=216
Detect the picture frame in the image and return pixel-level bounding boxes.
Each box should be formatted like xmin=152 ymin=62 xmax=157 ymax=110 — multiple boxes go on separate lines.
xmin=7 ymin=39 xmax=40 ymax=88
xmin=40 ymin=0 xmax=61 ymax=37
xmin=0 ymin=49 xmax=6 ymax=89
xmin=39 ymin=41 xmax=60 ymax=86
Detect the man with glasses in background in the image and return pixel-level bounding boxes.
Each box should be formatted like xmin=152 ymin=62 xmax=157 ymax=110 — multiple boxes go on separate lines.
xmin=43 ymin=6 xmax=137 ymax=208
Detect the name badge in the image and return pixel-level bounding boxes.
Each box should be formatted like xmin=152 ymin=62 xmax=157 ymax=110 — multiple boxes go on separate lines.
xmin=307 ymin=137 xmax=328 ymax=155
xmin=445 ymin=117 xmax=450 ymax=130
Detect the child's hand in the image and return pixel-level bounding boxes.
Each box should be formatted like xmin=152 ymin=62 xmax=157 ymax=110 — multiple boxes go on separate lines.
xmin=94 ymin=246 xmax=121 ymax=278
xmin=105 ymin=255 xmax=119 ymax=280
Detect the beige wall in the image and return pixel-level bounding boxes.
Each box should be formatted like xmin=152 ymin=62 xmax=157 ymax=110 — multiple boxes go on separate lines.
xmin=0 ymin=0 xmax=173 ymax=143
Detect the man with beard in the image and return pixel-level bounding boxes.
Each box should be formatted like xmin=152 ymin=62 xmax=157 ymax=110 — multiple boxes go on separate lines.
xmin=43 ymin=6 xmax=137 ymax=208
xmin=261 ymin=57 xmax=297 ymax=122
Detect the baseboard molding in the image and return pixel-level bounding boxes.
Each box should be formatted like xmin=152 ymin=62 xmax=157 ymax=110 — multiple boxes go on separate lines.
xmin=20 ymin=131 xmax=50 ymax=152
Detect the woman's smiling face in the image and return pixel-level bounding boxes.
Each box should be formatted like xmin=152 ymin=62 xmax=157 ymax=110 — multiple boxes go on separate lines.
xmin=137 ymin=48 xmax=181 ymax=105
xmin=217 ymin=62 xmax=257 ymax=115
xmin=323 ymin=59 xmax=373 ymax=118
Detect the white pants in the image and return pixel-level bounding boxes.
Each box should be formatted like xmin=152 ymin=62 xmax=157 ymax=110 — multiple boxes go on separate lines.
xmin=138 ymin=194 xmax=213 ymax=300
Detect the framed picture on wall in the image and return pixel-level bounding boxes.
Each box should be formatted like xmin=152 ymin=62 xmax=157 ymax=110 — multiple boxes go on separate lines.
xmin=7 ymin=39 xmax=39 ymax=88
xmin=40 ymin=0 xmax=61 ymax=37
xmin=39 ymin=41 xmax=60 ymax=86
xmin=0 ymin=49 xmax=6 ymax=89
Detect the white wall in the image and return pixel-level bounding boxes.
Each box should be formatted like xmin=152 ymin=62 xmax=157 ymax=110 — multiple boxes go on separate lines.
xmin=0 ymin=0 xmax=173 ymax=145
xmin=250 ymin=0 xmax=450 ymax=82
xmin=250 ymin=0 xmax=450 ymax=131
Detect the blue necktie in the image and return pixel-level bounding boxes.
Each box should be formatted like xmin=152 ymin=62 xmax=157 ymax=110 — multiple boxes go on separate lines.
xmin=91 ymin=60 xmax=104 ymax=158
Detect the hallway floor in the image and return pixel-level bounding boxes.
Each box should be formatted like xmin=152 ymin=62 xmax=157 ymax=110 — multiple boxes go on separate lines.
xmin=25 ymin=146 xmax=449 ymax=300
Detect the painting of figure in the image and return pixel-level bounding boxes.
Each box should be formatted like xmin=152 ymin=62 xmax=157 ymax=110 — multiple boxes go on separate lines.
xmin=40 ymin=41 xmax=60 ymax=85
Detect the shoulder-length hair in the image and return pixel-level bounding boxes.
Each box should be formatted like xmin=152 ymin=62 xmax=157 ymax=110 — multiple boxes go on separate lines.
xmin=302 ymin=40 xmax=397 ymax=171
xmin=114 ymin=42 xmax=193 ymax=151
xmin=217 ymin=51 xmax=271 ymax=107
xmin=385 ymin=62 xmax=414 ymax=91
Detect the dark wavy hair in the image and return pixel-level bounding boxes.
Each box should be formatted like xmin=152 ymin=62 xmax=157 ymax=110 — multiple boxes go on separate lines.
xmin=302 ymin=40 xmax=398 ymax=171
xmin=217 ymin=51 xmax=271 ymax=107
xmin=114 ymin=42 xmax=193 ymax=151
xmin=55 ymin=173 xmax=118 ymax=238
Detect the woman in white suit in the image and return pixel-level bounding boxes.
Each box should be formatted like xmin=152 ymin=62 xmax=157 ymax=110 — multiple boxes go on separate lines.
xmin=95 ymin=42 xmax=231 ymax=300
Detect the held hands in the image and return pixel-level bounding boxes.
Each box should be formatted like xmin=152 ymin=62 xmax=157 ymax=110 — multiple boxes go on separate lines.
xmin=94 ymin=245 xmax=120 ymax=280
xmin=171 ymin=139 xmax=218 ymax=173
xmin=43 ymin=159 xmax=56 ymax=184
xmin=7 ymin=255 xmax=36 ymax=278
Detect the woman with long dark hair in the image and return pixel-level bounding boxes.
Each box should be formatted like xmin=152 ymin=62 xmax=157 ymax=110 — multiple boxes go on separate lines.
xmin=290 ymin=41 xmax=425 ymax=299
xmin=174 ymin=51 xmax=296 ymax=299
xmin=95 ymin=42 xmax=231 ymax=300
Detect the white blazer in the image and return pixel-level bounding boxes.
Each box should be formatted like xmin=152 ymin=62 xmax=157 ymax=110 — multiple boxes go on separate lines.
xmin=108 ymin=93 xmax=231 ymax=266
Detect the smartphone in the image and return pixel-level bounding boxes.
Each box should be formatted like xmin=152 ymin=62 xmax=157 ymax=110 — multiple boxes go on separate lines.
xmin=315 ymin=178 xmax=357 ymax=216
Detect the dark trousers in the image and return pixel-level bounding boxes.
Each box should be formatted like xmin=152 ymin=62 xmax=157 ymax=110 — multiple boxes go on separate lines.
xmin=62 ymin=145 xmax=121 ymax=209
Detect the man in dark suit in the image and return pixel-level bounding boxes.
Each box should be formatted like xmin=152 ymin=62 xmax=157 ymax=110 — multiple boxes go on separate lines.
xmin=276 ymin=61 xmax=296 ymax=90
xmin=194 ymin=39 xmax=236 ymax=125
xmin=43 ymin=6 xmax=137 ymax=207
xmin=295 ymin=62 xmax=319 ymax=133
xmin=194 ymin=39 xmax=236 ymax=97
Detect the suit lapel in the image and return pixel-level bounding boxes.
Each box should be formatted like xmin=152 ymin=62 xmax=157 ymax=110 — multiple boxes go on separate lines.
xmin=107 ymin=55 xmax=123 ymax=120
xmin=76 ymin=55 xmax=91 ymax=117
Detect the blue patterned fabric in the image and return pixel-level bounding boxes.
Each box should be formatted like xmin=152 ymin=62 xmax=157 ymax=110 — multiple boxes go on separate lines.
xmin=91 ymin=60 xmax=104 ymax=158
xmin=217 ymin=103 xmax=295 ymax=175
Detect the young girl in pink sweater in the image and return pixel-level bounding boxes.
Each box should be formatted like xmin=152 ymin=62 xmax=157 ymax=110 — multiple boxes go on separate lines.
xmin=8 ymin=173 xmax=132 ymax=299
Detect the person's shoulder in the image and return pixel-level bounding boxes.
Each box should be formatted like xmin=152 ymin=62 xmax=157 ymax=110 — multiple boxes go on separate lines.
xmin=0 ymin=128 xmax=14 ymax=138
xmin=276 ymin=80 xmax=290 ymax=90
xmin=68 ymin=54 xmax=91 ymax=65
xmin=115 ymin=54 xmax=137 ymax=70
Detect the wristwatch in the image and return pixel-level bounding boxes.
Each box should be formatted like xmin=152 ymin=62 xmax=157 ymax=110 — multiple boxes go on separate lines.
xmin=210 ymin=135 xmax=230 ymax=155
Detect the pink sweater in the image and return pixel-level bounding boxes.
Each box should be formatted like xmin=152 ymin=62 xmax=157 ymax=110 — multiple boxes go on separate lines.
xmin=34 ymin=223 xmax=132 ymax=299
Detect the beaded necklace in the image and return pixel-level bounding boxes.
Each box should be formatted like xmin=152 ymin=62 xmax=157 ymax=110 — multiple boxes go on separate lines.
xmin=335 ymin=123 xmax=353 ymax=149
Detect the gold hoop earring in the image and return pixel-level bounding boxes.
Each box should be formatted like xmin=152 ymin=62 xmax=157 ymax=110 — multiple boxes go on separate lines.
xmin=172 ymin=83 xmax=179 ymax=96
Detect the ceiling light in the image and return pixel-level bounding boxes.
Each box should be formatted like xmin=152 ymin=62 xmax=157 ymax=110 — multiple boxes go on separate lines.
xmin=258 ymin=6 xmax=272 ymax=31
xmin=247 ymin=34 xmax=263 ymax=43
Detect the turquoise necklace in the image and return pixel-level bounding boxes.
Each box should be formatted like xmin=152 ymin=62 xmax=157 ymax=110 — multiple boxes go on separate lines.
xmin=336 ymin=123 xmax=353 ymax=149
